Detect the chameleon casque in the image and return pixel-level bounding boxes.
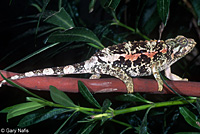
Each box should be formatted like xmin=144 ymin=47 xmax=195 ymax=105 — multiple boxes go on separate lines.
xmin=0 ymin=35 xmax=196 ymax=93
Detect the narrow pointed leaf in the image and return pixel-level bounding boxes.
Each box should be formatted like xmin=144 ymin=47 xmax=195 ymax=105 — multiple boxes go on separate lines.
xmin=18 ymin=108 xmax=70 ymax=127
xmin=47 ymin=27 xmax=104 ymax=49
xmin=115 ymin=93 xmax=152 ymax=103
xmin=54 ymin=111 xmax=77 ymax=134
xmin=77 ymin=121 xmax=98 ymax=134
xmin=101 ymin=0 xmax=120 ymax=12
xmin=190 ymin=0 xmax=200 ymax=26
xmin=157 ymin=0 xmax=170 ymax=25
xmin=4 ymin=43 xmax=59 ymax=70
xmin=50 ymin=85 xmax=76 ymax=107
xmin=89 ymin=0 xmax=96 ymax=13
xmin=78 ymin=81 xmax=101 ymax=108
xmin=45 ymin=7 xmax=75 ymax=29
xmin=175 ymin=132 xmax=200 ymax=134
xmin=196 ymin=99 xmax=200 ymax=115
xmin=139 ymin=106 xmax=153 ymax=134
xmin=1 ymin=103 xmax=28 ymax=113
xmin=179 ymin=107 xmax=200 ymax=129
xmin=26 ymin=97 xmax=57 ymax=107
xmin=7 ymin=102 xmax=45 ymax=120
xmin=102 ymin=99 xmax=112 ymax=113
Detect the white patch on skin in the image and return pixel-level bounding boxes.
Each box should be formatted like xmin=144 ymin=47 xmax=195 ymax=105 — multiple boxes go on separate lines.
xmin=11 ymin=75 xmax=19 ymax=80
xmin=99 ymin=54 xmax=123 ymax=63
xmin=151 ymin=41 xmax=157 ymax=46
xmin=124 ymin=41 xmax=132 ymax=54
xmin=56 ymin=72 xmax=61 ymax=75
xmin=25 ymin=71 xmax=35 ymax=77
xmin=101 ymin=48 xmax=110 ymax=54
xmin=63 ymin=65 xmax=75 ymax=74
xmin=43 ymin=68 xmax=54 ymax=75
xmin=173 ymin=45 xmax=181 ymax=54
xmin=84 ymin=56 xmax=98 ymax=72
xmin=0 ymin=80 xmax=6 ymax=87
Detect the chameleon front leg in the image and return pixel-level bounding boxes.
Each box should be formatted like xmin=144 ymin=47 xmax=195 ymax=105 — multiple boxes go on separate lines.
xmin=89 ymin=74 xmax=101 ymax=79
xmin=164 ymin=67 xmax=188 ymax=81
xmin=89 ymin=66 xmax=133 ymax=93
xmin=152 ymin=63 xmax=163 ymax=91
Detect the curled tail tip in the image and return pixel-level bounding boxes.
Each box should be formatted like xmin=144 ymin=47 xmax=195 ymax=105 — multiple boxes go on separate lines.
xmin=0 ymin=80 xmax=6 ymax=87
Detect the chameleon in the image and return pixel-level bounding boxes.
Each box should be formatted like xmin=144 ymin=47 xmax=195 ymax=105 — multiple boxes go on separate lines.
xmin=0 ymin=35 xmax=196 ymax=93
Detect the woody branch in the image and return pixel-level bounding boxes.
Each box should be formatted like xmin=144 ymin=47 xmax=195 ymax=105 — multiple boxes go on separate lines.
xmin=0 ymin=70 xmax=199 ymax=97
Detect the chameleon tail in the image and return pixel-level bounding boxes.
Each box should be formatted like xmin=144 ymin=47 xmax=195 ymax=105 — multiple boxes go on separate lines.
xmin=0 ymin=61 xmax=91 ymax=87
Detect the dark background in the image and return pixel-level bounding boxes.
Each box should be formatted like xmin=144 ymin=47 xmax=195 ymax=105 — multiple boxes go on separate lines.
xmin=0 ymin=0 xmax=200 ymax=133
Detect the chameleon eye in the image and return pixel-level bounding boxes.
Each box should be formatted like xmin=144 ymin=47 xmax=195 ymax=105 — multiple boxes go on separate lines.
xmin=177 ymin=37 xmax=188 ymax=47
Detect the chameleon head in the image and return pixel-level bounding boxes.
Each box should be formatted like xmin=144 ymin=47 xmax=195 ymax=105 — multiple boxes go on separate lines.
xmin=167 ymin=35 xmax=196 ymax=59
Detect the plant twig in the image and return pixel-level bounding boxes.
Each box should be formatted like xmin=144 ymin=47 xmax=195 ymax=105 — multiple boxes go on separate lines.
xmin=1 ymin=70 xmax=200 ymax=96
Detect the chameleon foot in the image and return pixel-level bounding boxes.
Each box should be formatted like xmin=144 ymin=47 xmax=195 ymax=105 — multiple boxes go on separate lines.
xmin=152 ymin=63 xmax=164 ymax=91
xmin=89 ymin=74 xmax=101 ymax=79
xmin=108 ymin=66 xmax=134 ymax=93
xmin=125 ymin=77 xmax=134 ymax=93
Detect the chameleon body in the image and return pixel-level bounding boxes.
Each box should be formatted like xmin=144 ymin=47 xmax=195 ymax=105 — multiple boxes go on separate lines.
xmin=0 ymin=36 xmax=196 ymax=93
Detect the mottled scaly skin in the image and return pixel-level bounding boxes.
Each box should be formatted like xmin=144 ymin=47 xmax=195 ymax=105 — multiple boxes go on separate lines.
xmin=0 ymin=36 xmax=196 ymax=93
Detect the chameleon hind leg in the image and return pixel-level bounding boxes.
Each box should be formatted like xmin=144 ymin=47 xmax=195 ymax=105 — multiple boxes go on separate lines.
xmin=107 ymin=66 xmax=134 ymax=93
xmin=152 ymin=63 xmax=163 ymax=91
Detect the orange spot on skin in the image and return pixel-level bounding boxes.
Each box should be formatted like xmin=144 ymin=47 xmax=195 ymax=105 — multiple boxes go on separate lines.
xmin=124 ymin=51 xmax=159 ymax=61
xmin=125 ymin=54 xmax=141 ymax=61
xmin=171 ymin=53 xmax=174 ymax=59
xmin=143 ymin=52 xmax=158 ymax=58
xmin=160 ymin=48 xmax=167 ymax=53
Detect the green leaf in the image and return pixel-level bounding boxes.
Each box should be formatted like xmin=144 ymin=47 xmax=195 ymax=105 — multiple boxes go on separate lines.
xmin=100 ymin=99 xmax=112 ymax=126
xmin=47 ymin=27 xmax=104 ymax=49
xmin=100 ymin=0 xmax=120 ymax=12
xmin=31 ymin=3 xmax=42 ymax=12
xmin=77 ymin=121 xmax=98 ymax=134
xmin=142 ymin=10 xmax=160 ymax=35
xmin=139 ymin=106 xmax=153 ymax=134
xmin=89 ymin=0 xmax=96 ymax=13
xmin=54 ymin=111 xmax=77 ymax=134
xmin=179 ymin=107 xmax=200 ymax=129
xmin=78 ymin=81 xmax=101 ymax=108
xmin=50 ymin=85 xmax=76 ymax=107
xmin=157 ymin=0 xmax=170 ymax=25
xmin=196 ymin=99 xmax=200 ymax=115
xmin=1 ymin=103 xmax=27 ymax=113
xmin=7 ymin=102 xmax=45 ymax=120
xmin=175 ymin=132 xmax=200 ymax=134
xmin=102 ymin=99 xmax=112 ymax=113
xmin=4 ymin=43 xmax=59 ymax=70
xmin=18 ymin=108 xmax=70 ymax=127
xmin=45 ymin=7 xmax=75 ymax=29
xmin=35 ymin=0 xmax=50 ymax=35
xmin=26 ymin=97 xmax=57 ymax=107
xmin=190 ymin=0 xmax=200 ymax=26
xmin=115 ymin=93 xmax=153 ymax=104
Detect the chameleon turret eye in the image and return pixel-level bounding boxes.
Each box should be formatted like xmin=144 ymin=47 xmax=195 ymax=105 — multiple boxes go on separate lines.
xmin=176 ymin=36 xmax=188 ymax=47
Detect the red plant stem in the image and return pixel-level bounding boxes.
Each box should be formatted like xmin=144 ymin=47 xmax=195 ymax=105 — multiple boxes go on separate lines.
xmin=0 ymin=70 xmax=200 ymax=96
